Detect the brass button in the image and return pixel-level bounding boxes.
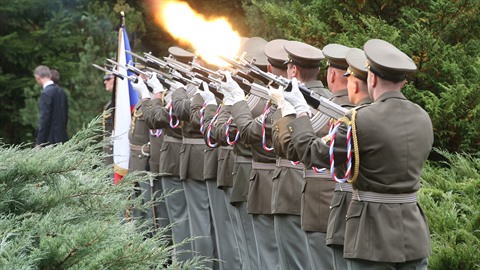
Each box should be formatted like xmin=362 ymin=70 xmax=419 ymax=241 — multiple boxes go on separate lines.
xmin=288 ymin=126 xmax=293 ymax=133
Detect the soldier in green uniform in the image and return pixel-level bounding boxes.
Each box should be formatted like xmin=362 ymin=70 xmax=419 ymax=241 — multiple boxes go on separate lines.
xmin=129 ymin=71 xmax=155 ymax=228
xmin=299 ymin=43 xmax=352 ymax=270
xmin=191 ymin=82 xmax=242 ymax=270
xmin=222 ymin=38 xmax=290 ymax=270
xmin=269 ymin=40 xmax=331 ymax=270
xmin=326 ymin=48 xmax=373 ymax=270
xmin=140 ymin=48 xmax=194 ymax=263
xmin=170 ymin=47 xmax=217 ymax=269
xmin=197 ymin=37 xmax=272 ymax=270
xmin=278 ymin=38 xmax=432 ymax=270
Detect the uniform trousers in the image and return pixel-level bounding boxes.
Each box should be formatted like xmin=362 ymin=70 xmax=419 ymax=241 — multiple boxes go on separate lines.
xmin=151 ymin=176 xmax=172 ymax=235
xmin=252 ymin=214 xmax=280 ymax=270
xmin=206 ymin=180 xmax=242 ymax=270
xmin=234 ymin=201 xmax=259 ymax=270
xmin=183 ymin=178 xmax=215 ymax=269
xmin=305 ymin=231 xmax=333 ymax=270
xmin=162 ymin=175 xmax=192 ymax=263
xmin=347 ymin=257 xmax=428 ymax=270
xmin=331 ymin=244 xmax=347 ymax=270
xmin=274 ymin=215 xmax=312 ymax=270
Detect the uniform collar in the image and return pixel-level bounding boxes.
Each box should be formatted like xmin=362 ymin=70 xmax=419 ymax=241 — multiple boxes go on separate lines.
xmin=332 ymin=88 xmax=348 ymax=98
xmin=357 ymin=96 xmax=374 ymax=106
xmin=376 ymin=91 xmax=406 ymax=102
xmin=304 ymin=80 xmax=325 ymax=89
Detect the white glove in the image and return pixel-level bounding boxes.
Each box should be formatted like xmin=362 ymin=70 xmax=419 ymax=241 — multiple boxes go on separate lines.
xmin=146 ymin=75 xmax=165 ymax=94
xmin=198 ymin=82 xmax=217 ymax=106
xmin=268 ymin=85 xmax=296 ymax=117
xmin=171 ymin=80 xmax=185 ymax=90
xmin=283 ymin=78 xmax=310 ymax=116
xmin=220 ymin=71 xmax=245 ymax=104
xmin=131 ymin=77 xmax=150 ymax=99
xmin=220 ymin=88 xmax=235 ymax=106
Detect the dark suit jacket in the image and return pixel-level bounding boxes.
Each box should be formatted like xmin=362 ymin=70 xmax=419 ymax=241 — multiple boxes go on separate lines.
xmin=36 ymin=84 xmax=68 ymax=145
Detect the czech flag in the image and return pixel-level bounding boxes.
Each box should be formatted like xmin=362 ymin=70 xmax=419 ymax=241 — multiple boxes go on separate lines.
xmin=112 ymin=25 xmax=139 ymax=185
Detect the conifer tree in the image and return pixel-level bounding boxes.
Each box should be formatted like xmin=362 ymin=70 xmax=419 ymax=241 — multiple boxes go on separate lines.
xmin=0 ymin=118 xmax=207 ymax=269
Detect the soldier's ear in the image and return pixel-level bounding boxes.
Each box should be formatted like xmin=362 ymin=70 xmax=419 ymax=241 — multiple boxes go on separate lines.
xmin=368 ymin=71 xmax=377 ymax=88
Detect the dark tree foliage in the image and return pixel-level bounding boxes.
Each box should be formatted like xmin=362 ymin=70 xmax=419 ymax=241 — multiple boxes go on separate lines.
xmin=0 ymin=0 xmax=145 ymax=145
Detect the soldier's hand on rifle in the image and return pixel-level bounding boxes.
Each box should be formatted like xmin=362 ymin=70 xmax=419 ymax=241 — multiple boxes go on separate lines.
xmin=220 ymin=71 xmax=244 ymax=104
xmin=268 ymin=85 xmax=296 ymax=117
xmin=131 ymin=76 xmax=151 ymax=100
xmin=220 ymin=89 xmax=235 ymax=106
xmin=146 ymin=76 xmax=165 ymax=94
xmin=198 ymin=82 xmax=217 ymax=106
xmin=284 ymin=78 xmax=310 ymax=117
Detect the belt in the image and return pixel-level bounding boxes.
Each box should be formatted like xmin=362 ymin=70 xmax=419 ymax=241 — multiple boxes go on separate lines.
xmin=304 ymin=168 xmax=331 ymax=179
xmin=334 ymin=182 xmax=354 ymax=192
xmin=182 ymin=137 xmax=205 ymax=145
xmin=164 ymin=135 xmax=182 ymax=143
xmin=276 ymin=158 xmax=305 ymax=169
xmin=130 ymin=143 xmax=150 ymax=156
xmin=235 ymin=155 xmax=252 ymax=164
xmin=252 ymin=161 xmax=276 ymax=170
xmin=352 ymin=190 xmax=417 ymax=203
xmin=221 ymin=146 xmax=234 ymax=150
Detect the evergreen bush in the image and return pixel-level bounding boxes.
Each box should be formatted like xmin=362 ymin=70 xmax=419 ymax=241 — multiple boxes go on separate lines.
xmin=419 ymin=150 xmax=480 ymax=269
xmin=0 ymin=118 xmax=206 ymax=269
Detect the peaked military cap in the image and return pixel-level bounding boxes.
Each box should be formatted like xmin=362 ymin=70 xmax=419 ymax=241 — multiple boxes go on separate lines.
xmin=344 ymin=48 xmax=368 ymax=82
xmin=283 ymin=41 xmax=324 ymax=68
xmin=264 ymin=39 xmax=289 ymax=70
xmin=168 ymin=46 xmax=195 ymax=64
xmin=239 ymin=37 xmax=268 ymax=67
xmin=323 ymin=44 xmax=350 ymax=70
xmin=364 ymin=39 xmax=417 ymax=82
xmin=103 ymin=73 xmax=112 ymax=80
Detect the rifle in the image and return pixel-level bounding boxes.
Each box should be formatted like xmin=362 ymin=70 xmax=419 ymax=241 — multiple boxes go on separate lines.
xmin=92 ymin=63 xmax=136 ymax=82
xmin=220 ymin=54 xmax=348 ymax=119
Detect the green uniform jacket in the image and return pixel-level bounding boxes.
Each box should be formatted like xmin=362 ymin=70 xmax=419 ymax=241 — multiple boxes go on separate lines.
xmin=271 ymin=80 xmax=333 ymax=218
xmin=201 ymin=104 xmax=235 ymax=188
xmin=128 ymin=102 xmax=150 ymax=173
xmin=172 ymin=87 xmax=217 ymax=181
xmin=231 ymin=100 xmax=277 ymax=214
xmin=203 ymin=103 xmax=254 ymax=203
xmin=142 ymin=98 xmax=182 ymax=177
xmin=326 ymin=97 xmax=372 ymax=246
xmin=287 ymin=91 xmax=433 ymax=262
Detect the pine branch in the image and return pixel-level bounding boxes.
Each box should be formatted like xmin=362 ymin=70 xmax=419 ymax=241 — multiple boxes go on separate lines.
xmin=55 ymin=223 xmax=109 ymax=268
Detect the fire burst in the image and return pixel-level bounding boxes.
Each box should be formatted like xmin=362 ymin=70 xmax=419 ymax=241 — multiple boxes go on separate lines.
xmin=149 ymin=0 xmax=241 ymax=67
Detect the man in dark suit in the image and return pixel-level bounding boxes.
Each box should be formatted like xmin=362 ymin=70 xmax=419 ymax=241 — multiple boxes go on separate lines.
xmin=34 ymin=65 xmax=68 ymax=147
